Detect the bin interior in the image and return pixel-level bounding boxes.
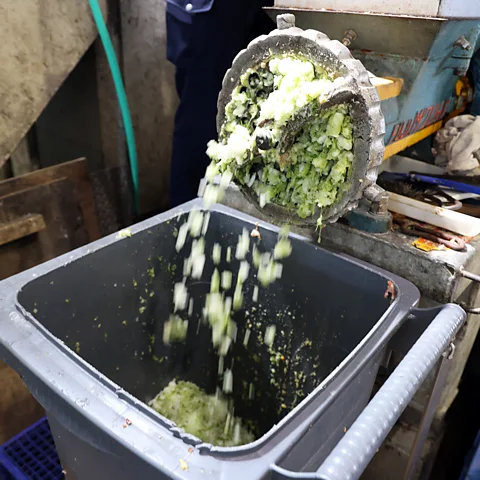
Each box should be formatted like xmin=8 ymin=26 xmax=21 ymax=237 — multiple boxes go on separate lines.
xmin=17 ymin=209 xmax=393 ymax=442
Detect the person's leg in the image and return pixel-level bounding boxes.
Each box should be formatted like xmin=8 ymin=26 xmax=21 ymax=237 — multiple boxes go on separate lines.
xmin=168 ymin=1 xmax=274 ymax=207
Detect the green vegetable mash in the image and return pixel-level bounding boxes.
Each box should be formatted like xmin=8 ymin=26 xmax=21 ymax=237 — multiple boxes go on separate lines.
xmin=206 ymin=56 xmax=354 ymax=220
xmin=150 ymin=380 xmax=254 ymax=446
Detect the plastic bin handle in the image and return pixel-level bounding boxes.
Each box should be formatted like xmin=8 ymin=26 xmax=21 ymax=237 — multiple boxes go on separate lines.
xmin=315 ymin=303 xmax=465 ymax=480
xmin=271 ymin=303 xmax=465 ymax=480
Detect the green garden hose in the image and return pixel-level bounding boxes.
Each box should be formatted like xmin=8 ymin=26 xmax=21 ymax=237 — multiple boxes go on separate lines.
xmin=88 ymin=0 xmax=140 ymax=214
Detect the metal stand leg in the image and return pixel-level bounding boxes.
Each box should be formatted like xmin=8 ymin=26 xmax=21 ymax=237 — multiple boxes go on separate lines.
xmin=403 ymin=349 xmax=454 ymax=480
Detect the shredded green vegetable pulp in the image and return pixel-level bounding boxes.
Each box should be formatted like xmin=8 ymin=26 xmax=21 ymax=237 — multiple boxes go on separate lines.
xmin=150 ymin=380 xmax=254 ymax=447
xmin=206 ymin=56 xmax=354 ymax=221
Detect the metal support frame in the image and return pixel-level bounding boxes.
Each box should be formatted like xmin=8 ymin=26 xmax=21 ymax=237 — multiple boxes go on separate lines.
xmin=403 ymin=352 xmax=453 ymax=479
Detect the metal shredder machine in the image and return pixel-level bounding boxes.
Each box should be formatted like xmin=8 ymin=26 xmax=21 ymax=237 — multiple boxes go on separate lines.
xmin=216 ymin=4 xmax=480 ymax=479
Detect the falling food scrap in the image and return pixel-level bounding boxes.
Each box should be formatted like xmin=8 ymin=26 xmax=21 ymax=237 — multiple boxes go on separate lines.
xmin=251 ymin=222 xmax=261 ymax=239
xmin=126 ymin=418 xmax=132 ymax=426
xmin=179 ymin=459 xmax=189 ymax=471
xmin=117 ymin=229 xmax=132 ymax=239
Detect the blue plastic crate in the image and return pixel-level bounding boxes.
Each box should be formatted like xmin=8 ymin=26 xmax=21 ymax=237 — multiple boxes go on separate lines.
xmin=460 ymin=429 xmax=480 ymax=480
xmin=0 ymin=418 xmax=63 ymax=480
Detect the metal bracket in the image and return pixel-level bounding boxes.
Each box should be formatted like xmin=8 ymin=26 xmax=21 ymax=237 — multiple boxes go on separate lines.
xmin=442 ymin=342 xmax=456 ymax=360
xmin=458 ymin=268 xmax=480 ymax=314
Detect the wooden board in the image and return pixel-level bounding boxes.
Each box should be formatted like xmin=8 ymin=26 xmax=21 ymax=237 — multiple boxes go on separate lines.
xmin=0 ymin=214 xmax=46 ymax=247
xmin=0 ymin=158 xmax=100 ymax=242
xmin=0 ymin=179 xmax=89 ymax=280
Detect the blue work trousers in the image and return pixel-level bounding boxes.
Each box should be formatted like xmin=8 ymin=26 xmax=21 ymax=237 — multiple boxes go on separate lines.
xmin=471 ymin=48 xmax=480 ymax=116
xmin=166 ymin=0 xmax=273 ymax=207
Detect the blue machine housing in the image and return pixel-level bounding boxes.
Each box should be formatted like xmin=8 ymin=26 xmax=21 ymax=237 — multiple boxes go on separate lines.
xmin=267 ymin=10 xmax=480 ymax=154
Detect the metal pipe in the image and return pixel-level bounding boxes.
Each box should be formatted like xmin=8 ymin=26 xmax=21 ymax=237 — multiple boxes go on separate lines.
xmin=460 ymin=268 xmax=480 ymax=284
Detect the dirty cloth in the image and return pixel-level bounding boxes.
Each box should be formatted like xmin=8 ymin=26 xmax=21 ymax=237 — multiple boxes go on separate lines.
xmin=434 ymin=115 xmax=480 ymax=174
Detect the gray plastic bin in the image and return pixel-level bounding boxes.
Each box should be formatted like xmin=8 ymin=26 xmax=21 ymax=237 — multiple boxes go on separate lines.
xmin=0 ymin=200 xmax=465 ymax=479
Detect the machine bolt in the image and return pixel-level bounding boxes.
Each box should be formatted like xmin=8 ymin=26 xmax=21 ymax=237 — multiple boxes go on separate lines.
xmin=277 ymin=14 xmax=296 ymax=30
xmin=454 ymin=36 xmax=471 ymax=50
xmin=364 ymin=184 xmax=389 ymax=214
xmin=342 ymin=30 xmax=357 ymax=48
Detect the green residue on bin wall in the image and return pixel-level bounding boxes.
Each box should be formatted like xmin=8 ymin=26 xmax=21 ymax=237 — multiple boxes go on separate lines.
xmin=117 ymin=229 xmax=132 ymax=239
xmin=74 ymin=342 xmax=80 ymax=354
xmin=133 ymin=279 xmax=138 ymax=288
xmin=65 ymin=299 xmax=70 ymax=304
xmin=139 ymin=306 xmax=146 ymax=314
xmin=147 ymin=268 xmax=155 ymax=281
xmin=122 ymin=320 xmax=127 ymax=326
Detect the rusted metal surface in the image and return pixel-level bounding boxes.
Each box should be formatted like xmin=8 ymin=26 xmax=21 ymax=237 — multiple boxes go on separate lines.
xmin=0 ymin=0 xmax=107 ymax=169
xmin=265 ymin=8 xmax=443 ymax=61
xmin=394 ymin=215 xmax=466 ymax=251
xmin=272 ymin=0 xmax=480 ymax=18
xmin=267 ymin=8 xmax=445 ymax=58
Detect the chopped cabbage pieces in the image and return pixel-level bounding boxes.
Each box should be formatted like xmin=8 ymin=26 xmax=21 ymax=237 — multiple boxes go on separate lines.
xmin=150 ymin=380 xmax=254 ymax=446
xmin=206 ymin=56 xmax=354 ymax=223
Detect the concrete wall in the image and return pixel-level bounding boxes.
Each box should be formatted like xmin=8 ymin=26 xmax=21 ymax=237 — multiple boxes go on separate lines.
xmin=120 ymin=0 xmax=178 ymax=213
xmin=0 ymin=0 xmax=107 ymax=169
